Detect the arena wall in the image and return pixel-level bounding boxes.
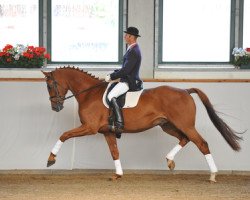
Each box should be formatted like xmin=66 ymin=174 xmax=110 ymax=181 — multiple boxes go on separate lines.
xmin=0 ymin=80 xmax=249 ymax=172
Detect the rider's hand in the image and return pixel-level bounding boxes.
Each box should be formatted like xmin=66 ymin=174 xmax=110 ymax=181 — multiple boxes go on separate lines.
xmin=105 ymin=74 xmax=111 ymax=82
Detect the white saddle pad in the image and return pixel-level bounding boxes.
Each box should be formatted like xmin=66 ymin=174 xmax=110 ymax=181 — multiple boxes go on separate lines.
xmin=102 ymin=83 xmax=143 ymax=108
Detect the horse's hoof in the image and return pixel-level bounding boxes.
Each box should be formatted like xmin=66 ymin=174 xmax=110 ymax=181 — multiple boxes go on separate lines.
xmin=209 ymin=179 xmax=217 ymax=183
xmin=47 ymin=160 xmax=56 ymax=167
xmin=109 ymin=174 xmax=122 ymax=181
xmin=167 ymin=159 xmax=175 ymax=171
xmin=209 ymin=173 xmax=217 ymax=183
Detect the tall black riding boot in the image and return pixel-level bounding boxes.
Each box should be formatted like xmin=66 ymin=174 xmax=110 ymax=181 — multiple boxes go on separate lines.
xmin=110 ymin=97 xmax=124 ymax=134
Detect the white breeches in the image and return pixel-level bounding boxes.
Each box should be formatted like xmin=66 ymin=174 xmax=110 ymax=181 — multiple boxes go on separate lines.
xmin=107 ymin=82 xmax=129 ymax=102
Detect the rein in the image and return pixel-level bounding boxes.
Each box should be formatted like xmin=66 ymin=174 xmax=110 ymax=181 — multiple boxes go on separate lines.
xmin=63 ymin=81 xmax=107 ymax=100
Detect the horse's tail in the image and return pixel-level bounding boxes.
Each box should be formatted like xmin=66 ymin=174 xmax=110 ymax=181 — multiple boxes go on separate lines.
xmin=186 ymin=88 xmax=242 ymax=151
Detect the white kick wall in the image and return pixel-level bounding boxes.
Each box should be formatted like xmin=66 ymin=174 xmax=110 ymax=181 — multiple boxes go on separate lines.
xmin=0 ymin=81 xmax=249 ymax=172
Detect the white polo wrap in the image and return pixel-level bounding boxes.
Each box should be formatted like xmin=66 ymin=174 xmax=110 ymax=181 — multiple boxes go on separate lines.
xmin=114 ymin=159 xmax=123 ymax=175
xmin=166 ymin=144 xmax=182 ymax=160
xmin=51 ymin=140 xmax=63 ymax=155
xmin=205 ymin=154 xmax=218 ymax=173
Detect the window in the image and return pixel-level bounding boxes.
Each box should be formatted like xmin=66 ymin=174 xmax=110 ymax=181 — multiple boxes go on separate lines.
xmin=243 ymin=0 xmax=250 ymax=48
xmin=48 ymin=0 xmax=121 ymax=63
xmin=160 ymin=0 xmax=232 ymax=63
xmin=0 ymin=0 xmax=40 ymax=48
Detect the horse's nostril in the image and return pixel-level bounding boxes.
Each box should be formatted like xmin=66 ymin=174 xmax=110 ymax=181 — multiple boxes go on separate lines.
xmin=58 ymin=104 xmax=64 ymax=111
xmin=52 ymin=104 xmax=64 ymax=112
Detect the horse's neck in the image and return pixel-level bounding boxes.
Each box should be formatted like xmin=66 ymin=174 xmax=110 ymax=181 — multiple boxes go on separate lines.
xmin=66 ymin=72 xmax=103 ymax=100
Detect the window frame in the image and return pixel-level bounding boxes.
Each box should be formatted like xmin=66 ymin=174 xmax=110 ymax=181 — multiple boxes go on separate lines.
xmin=46 ymin=0 xmax=124 ymax=65
xmin=39 ymin=0 xmax=43 ymax=47
xmin=242 ymin=0 xmax=249 ymax=49
xmin=0 ymin=0 xmax=43 ymax=48
xmin=157 ymin=0 xmax=236 ymax=68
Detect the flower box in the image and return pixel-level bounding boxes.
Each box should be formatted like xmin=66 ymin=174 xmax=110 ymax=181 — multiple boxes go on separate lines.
xmin=239 ymin=63 xmax=250 ymax=69
xmin=0 ymin=44 xmax=50 ymax=68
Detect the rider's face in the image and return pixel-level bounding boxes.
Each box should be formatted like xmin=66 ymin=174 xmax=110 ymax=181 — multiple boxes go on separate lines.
xmin=124 ymin=33 xmax=132 ymax=44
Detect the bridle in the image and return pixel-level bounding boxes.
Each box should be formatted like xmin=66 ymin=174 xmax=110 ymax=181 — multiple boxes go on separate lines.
xmin=45 ymin=72 xmax=106 ymax=111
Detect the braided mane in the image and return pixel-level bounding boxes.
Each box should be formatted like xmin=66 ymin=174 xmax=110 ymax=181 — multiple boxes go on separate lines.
xmin=54 ymin=66 xmax=101 ymax=81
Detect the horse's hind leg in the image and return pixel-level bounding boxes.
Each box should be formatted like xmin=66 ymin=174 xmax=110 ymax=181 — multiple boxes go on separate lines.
xmin=182 ymin=127 xmax=218 ymax=182
xmin=104 ymin=133 xmax=123 ymax=181
xmin=160 ymin=123 xmax=189 ymax=171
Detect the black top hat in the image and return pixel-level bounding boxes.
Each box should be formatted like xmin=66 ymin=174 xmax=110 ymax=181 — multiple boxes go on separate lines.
xmin=124 ymin=27 xmax=141 ymax=37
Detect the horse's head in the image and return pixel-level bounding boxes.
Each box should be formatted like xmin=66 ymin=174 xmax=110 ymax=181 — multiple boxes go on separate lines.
xmin=42 ymin=71 xmax=68 ymax=112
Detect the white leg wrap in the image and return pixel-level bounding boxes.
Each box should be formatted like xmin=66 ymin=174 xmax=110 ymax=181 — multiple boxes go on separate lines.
xmin=114 ymin=159 xmax=123 ymax=175
xmin=166 ymin=144 xmax=182 ymax=160
xmin=51 ymin=140 xmax=63 ymax=155
xmin=205 ymin=154 xmax=218 ymax=173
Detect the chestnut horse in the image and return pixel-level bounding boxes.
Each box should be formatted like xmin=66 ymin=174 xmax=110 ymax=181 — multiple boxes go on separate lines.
xmin=42 ymin=67 xmax=242 ymax=182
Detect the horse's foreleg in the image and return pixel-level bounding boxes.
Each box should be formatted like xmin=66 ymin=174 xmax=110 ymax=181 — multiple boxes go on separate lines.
xmin=161 ymin=123 xmax=189 ymax=170
xmin=104 ymin=133 xmax=123 ymax=180
xmin=47 ymin=140 xmax=63 ymax=167
xmin=166 ymin=144 xmax=182 ymax=170
xmin=47 ymin=124 xmax=94 ymax=167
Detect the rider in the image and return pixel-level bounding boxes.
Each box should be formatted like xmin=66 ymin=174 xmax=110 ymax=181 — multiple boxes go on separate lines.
xmin=105 ymin=26 xmax=142 ymax=134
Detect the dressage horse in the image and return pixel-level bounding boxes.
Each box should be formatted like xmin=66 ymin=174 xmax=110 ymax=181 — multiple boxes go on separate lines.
xmin=42 ymin=67 xmax=242 ymax=182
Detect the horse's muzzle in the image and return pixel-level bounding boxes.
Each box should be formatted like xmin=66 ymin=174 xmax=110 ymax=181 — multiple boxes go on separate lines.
xmin=52 ymin=104 xmax=64 ymax=112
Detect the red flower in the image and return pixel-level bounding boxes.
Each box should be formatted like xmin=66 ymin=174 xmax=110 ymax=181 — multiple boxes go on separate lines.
xmin=6 ymin=58 xmax=12 ymax=62
xmin=34 ymin=52 xmax=41 ymax=56
xmin=0 ymin=52 xmax=6 ymax=56
xmin=28 ymin=46 xmax=35 ymax=52
xmin=44 ymin=53 xmax=51 ymax=60
xmin=23 ymin=52 xmax=33 ymax=59
xmin=35 ymin=47 xmax=46 ymax=53
xmin=3 ymin=44 xmax=13 ymax=52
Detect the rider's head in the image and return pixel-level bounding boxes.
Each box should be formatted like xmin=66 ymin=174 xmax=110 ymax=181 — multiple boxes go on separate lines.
xmin=124 ymin=27 xmax=141 ymax=45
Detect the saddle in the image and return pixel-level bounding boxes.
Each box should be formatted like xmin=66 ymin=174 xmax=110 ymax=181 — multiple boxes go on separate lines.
xmin=103 ymin=82 xmax=143 ymax=136
xmin=103 ymin=82 xmax=143 ymax=108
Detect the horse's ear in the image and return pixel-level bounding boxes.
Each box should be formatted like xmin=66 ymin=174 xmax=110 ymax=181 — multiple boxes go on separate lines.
xmin=41 ymin=70 xmax=49 ymax=77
